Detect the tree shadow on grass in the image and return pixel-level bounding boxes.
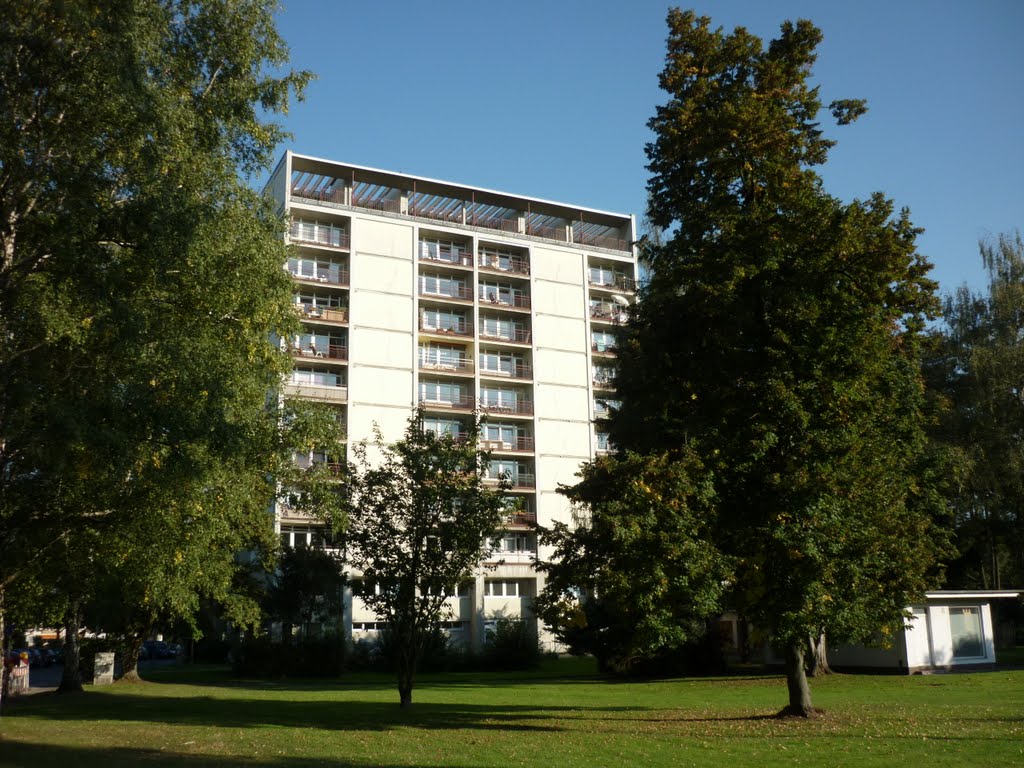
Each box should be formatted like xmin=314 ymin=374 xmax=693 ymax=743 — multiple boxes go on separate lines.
xmin=7 ymin=691 xmax=579 ymax=733
xmin=0 ymin=740 xmax=478 ymax=768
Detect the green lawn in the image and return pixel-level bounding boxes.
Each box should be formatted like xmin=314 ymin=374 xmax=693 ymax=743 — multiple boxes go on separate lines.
xmin=1 ymin=659 xmax=1022 ymax=767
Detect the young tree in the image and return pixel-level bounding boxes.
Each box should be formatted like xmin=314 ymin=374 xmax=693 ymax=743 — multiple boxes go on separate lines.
xmin=346 ymin=411 xmax=506 ymax=708
xmin=0 ymin=0 xmax=310 ymax=703
xmin=588 ymin=9 xmax=948 ymax=716
xmin=930 ymin=232 xmax=1024 ymax=590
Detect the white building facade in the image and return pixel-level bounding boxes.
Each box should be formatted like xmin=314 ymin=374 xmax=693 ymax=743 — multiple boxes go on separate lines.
xmin=267 ymin=152 xmax=637 ymax=649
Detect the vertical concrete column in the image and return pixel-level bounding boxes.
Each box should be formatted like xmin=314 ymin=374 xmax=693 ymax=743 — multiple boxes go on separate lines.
xmin=470 ymin=572 xmax=486 ymax=652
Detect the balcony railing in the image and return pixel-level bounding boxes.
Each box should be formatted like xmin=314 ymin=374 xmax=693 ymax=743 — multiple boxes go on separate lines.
xmin=479 ymin=363 xmax=532 ymax=380
xmin=479 ymin=398 xmax=534 ymax=416
xmin=420 ymin=248 xmax=473 ymax=268
xmin=480 ymin=436 xmax=535 ymax=452
xmin=591 ymin=341 xmax=617 ymax=355
xmin=419 ymin=395 xmax=475 ymax=411
xmin=298 ymin=305 xmax=348 ymax=323
xmin=479 ymin=327 xmax=531 ymax=345
xmin=503 ymin=508 xmax=537 ymax=527
xmin=592 ymin=375 xmax=616 ymax=389
xmin=293 ymin=344 xmax=348 ymax=361
xmin=480 ymin=292 xmax=531 ymax=310
xmin=419 ymin=285 xmax=474 ymax=302
xmin=574 ymin=231 xmax=630 ymax=252
xmin=478 ymin=254 xmax=530 ymax=276
xmin=283 ymin=383 xmax=348 ymax=403
xmin=288 ymin=266 xmax=350 ymax=286
xmin=589 ymin=274 xmax=636 ymax=292
xmin=418 ymin=358 xmax=473 ymax=374
xmin=485 ymin=472 xmax=535 ymax=489
xmin=419 ymin=318 xmax=473 ymax=337
xmin=353 ymin=195 xmax=401 ymax=214
xmin=289 ymin=226 xmax=350 ymax=250
xmin=589 ymin=305 xmax=629 ymax=323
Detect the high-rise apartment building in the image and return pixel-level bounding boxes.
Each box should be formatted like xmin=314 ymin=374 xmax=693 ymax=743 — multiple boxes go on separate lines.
xmin=267 ymin=151 xmax=637 ymax=648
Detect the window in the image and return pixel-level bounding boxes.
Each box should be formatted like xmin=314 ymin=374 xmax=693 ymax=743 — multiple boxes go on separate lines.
xmin=291 ymin=219 xmax=346 ymax=247
xmin=481 ymin=423 xmax=520 ymax=447
xmin=295 ymin=292 xmax=345 ymax=310
xmin=479 ymin=246 xmax=528 ymax=274
xmin=420 ymin=273 xmax=467 ymax=298
xmin=596 ymin=432 xmax=612 ymax=451
xmin=287 ymin=256 xmax=346 ymax=283
xmin=592 ymin=330 xmax=616 ymax=352
xmin=479 ymin=350 xmax=524 ymax=376
xmin=493 ymin=533 xmax=532 ymax=554
xmin=950 ymin=606 xmax=984 ymax=659
xmin=279 ymin=525 xmax=331 ymax=549
xmin=419 ymin=379 xmax=466 ymax=405
xmin=420 ymin=238 xmax=468 ymax=264
xmin=422 ymin=417 xmax=465 ymax=440
xmin=291 ymin=367 xmax=344 ymax=388
xmin=294 ymin=332 xmax=345 ymax=358
xmin=419 ymin=343 xmax=467 ymax=369
xmin=484 ymin=580 xmax=523 ymax=597
xmin=421 ymin=308 xmax=468 ymax=333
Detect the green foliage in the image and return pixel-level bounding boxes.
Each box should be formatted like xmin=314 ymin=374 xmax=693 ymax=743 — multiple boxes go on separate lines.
xmin=929 ymin=231 xmax=1024 ymax=590
xmin=483 ymin=618 xmax=544 ymax=671
xmin=0 ymin=0 xmax=311 ymax=681
xmin=549 ymin=9 xmax=950 ymax=713
xmin=537 ymin=451 xmax=730 ymax=672
xmin=345 ymin=408 xmax=507 ymax=705
xmin=263 ymin=545 xmax=346 ymax=638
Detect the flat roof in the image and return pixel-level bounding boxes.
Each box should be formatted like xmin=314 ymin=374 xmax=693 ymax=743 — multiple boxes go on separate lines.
xmin=285 ymin=151 xmax=634 ymax=230
xmin=924 ymin=590 xmax=1021 ymax=600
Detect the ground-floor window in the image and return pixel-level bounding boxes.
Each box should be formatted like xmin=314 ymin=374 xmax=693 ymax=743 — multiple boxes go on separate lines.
xmin=950 ymin=606 xmax=984 ymax=658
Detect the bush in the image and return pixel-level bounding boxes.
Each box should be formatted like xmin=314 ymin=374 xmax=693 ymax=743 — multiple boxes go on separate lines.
xmin=232 ymin=637 xmax=344 ymax=677
xmin=483 ymin=619 xmax=543 ymax=671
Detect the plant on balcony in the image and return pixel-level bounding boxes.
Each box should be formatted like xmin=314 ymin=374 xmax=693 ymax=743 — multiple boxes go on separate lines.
xmin=345 ymin=408 xmax=507 ymax=707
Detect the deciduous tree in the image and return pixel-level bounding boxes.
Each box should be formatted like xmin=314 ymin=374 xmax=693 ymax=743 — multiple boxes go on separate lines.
xmin=346 ymin=411 xmax=505 ymax=707
xmin=0 ymin=0 xmax=310 ymax=704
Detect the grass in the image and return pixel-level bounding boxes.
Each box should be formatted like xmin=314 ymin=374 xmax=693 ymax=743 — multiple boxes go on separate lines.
xmin=1 ymin=659 xmax=1022 ymax=767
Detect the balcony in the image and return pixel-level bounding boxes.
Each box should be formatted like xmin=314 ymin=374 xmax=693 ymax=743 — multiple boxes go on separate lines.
xmin=502 ymin=508 xmax=537 ymax=527
xmin=283 ymin=383 xmax=348 ymax=403
xmin=484 ymin=472 xmax=536 ymax=490
xmin=419 ymin=318 xmax=473 ymax=338
xmin=588 ymin=273 xmax=636 ymax=293
xmin=592 ymin=375 xmax=616 ymax=390
xmin=589 ymin=305 xmax=629 ymax=324
xmin=478 ymin=253 xmax=530 ymax=276
xmin=478 ymin=327 xmax=531 ymax=345
xmin=288 ymin=265 xmax=350 ymax=286
xmin=479 ymin=363 xmax=532 ymax=380
xmin=591 ymin=341 xmax=617 ymax=356
xmin=419 ymin=285 xmax=474 ymax=302
xmin=419 ymin=395 xmax=475 ymax=412
xmin=479 ymin=398 xmax=534 ymax=416
xmin=480 ymin=292 xmax=531 ymax=310
xmin=292 ymin=344 xmax=348 ymax=362
xmin=289 ymin=223 xmax=349 ymax=250
xmin=420 ymin=246 xmax=473 ymax=269
xmin=418 ymin=358 xmax=474 ymax=375
xmin=298 ymin=305 xmax=348 ymax=324
xmin=480 ymin=436 xmax=535 ymax=453
xmin=485 ymin=550 xmax=535 ymax=565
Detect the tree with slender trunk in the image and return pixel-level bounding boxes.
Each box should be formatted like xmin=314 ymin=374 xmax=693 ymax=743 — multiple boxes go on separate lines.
xmin=345 ymin=410 xmax=505 ymax=707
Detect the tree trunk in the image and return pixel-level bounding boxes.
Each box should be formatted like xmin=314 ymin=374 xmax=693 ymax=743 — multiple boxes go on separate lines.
xmin=58 ymin=603 xmax=83 ymax=693
xmin=397 ymin=645 xmax=414 ymax=708
xmin=779 ymin=640 xmax=815 ymax=717
xmin=119 ymin=635 xmax=144 ymax=682
xmin=0 ymin=587 xmax=8 ymax=716
xmin=806 ymin=632 xmax=831 ymax=677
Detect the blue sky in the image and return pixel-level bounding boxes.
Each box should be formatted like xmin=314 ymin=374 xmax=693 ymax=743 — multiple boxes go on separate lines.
xmin=271 ymin=1 xmax=1023 ymax=297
